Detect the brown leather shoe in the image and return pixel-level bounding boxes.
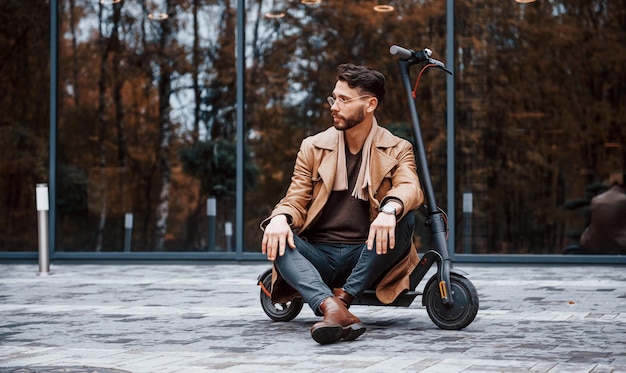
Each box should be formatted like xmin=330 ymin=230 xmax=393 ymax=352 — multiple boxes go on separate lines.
xmin=333 ymin=288 xmax=355 ymax=308
xmin=310 ymin=297 xmax=366 ymax=344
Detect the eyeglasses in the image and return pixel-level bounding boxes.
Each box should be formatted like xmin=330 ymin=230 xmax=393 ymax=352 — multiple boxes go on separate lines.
xmin=327 ymin=95 xmax=372 ymax=108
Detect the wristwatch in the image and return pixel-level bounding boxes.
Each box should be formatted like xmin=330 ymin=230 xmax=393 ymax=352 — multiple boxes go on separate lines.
xmin=379 ymin=204 xmax=396 ymax=216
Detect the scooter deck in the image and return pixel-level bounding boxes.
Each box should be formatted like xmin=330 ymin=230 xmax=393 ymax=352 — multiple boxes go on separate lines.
xmin=351 ymin=289 xmax=421 ymax=307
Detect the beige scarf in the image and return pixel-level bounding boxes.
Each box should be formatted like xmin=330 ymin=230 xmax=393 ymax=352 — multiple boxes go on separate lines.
xmin=332 ymin=118 xmax=378 ymax=201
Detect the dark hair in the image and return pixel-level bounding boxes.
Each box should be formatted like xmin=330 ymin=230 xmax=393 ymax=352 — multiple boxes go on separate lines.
xmin=336 ymin=64 xmax=385 ymax=107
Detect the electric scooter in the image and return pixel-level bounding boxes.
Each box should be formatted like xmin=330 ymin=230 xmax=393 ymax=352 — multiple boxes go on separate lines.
xmin=257 ymin=45 xmax=479 ymax=330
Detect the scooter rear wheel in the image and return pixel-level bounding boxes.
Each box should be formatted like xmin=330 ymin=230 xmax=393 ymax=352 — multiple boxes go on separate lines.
xmin=259 ymin=270 xmax=303 ymax=322
xmin=424 ymin=273 xmax=479 ymax=330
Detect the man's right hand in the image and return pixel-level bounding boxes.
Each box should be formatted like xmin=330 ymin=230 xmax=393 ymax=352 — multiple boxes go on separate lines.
xmin=261 ymin=214 xmax=295 ymax=261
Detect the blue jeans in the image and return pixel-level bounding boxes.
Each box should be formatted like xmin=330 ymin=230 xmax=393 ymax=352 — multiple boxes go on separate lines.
xmin=274 ymin=213 xmax=415 ymax=315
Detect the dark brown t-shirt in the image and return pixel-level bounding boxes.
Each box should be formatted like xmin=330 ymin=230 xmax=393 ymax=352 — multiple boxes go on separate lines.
xmin=304 ymin=148 xmax=370 ymax=244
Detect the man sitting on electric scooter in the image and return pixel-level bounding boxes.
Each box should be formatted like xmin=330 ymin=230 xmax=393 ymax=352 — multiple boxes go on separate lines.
xmin=261 ymin=63 xmax=424 ymax=345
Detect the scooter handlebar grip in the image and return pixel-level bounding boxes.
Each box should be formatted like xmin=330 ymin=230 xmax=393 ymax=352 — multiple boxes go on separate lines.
xmin=389 ymin=45 xmax=413 ymax=59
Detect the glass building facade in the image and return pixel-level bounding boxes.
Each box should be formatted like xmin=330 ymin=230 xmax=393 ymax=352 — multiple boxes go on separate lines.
xmin=1 ymin=0 xmax=624 ymax=262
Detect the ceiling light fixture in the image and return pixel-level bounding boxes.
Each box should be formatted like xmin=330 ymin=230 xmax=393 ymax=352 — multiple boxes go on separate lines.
xmin=148 ymin=12 xmax=169 ymax=20
xmin=515 ymin=0 xmax=536 ymax=3
xmin=264 ymin=11 xmax=286 ymax=19
xmin=301 ymin=0 xmax=322 ymax=4
xmin=373 ymin=5 xmax=395 ymax=13
xmin=100 ymin=0 xmax=122 ymax=4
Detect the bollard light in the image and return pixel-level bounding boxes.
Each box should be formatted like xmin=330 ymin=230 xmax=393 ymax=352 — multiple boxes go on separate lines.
xmin=463 ymin=192 xmax=473 ymax=213
xmin=125 ymin=213 xmax=134 ymax=228
xmin=124 ymin=213 xmax=133 ymax=252
xmin=462 ymin=192 xmax=473 ymax=254
xmin=207 ymin=197 xmax=216 ymax=217
xmin=36 ymin=183 xmax=49 ymax=212
xmin=225 ymin=221 xmax=233 ymax=251
xmin=207 ymin=197 xmax=216 ymax=251
xmin=36 ymin=183 xmax=51 ymax=276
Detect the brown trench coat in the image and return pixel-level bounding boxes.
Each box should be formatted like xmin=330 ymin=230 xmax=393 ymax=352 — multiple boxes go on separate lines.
xmin=580 ymin=185 xmax=626 ymax=254
xmin=260 ymin=123 xmax=425 ymax=304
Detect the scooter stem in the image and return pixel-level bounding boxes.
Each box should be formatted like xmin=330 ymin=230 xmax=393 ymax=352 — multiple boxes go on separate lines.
xmin=397 ymin=57 xmax=454 ymax=307
xmin=397 ymin=59 xmax=439 ymax=216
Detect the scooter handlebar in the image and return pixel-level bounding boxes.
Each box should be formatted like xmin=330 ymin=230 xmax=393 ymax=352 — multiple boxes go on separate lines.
xmin=390 ymin=45 xmax=453 ymax=75
xmin=390 ymin=45 xmax=432 ymax=62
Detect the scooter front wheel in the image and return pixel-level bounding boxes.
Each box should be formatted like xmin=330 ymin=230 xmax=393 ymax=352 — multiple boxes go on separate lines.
xmin=424 ymin=273 xmax=479 ymax=330
xmin=259 ymin=270 xmax=303 ymax=322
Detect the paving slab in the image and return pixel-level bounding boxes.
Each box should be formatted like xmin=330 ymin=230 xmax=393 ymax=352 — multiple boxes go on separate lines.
xmin=0 ymin=262 xmax=624 ymax=372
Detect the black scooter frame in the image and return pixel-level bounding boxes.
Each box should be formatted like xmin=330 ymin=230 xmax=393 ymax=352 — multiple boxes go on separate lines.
xmin=394 ymin=46 xmax=455 ymax=307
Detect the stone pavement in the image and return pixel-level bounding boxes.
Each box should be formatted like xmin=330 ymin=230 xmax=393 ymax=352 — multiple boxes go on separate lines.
xmin=0 ymin=262 xmax=624 ymax=373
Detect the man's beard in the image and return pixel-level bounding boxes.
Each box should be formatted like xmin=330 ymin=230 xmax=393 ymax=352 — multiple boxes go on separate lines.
xmin=333 ymin=108 xmax=366 ymax=131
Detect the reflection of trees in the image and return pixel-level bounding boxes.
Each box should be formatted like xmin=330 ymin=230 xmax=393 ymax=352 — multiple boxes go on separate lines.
xmin=179 ymin=140 xmax=257 ymax=249
xmin=243 ymin=1 xmax=451 ymax=249
xmin=0 ymin=1 xmax=50 ymax=251
xmin=0 ymin=0 xmax=623 ymax=253
xmin=54 ymin=0 xmax=246 ymax=251
xmin=455 ymin=0 xmax=625 ymax=253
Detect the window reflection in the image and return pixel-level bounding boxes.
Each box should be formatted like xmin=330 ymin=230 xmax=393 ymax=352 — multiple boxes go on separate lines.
xmin=56 ymin=0 xmax=244 ymax=252
xmin=0 ymin=0 xmax=623 ymax=256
